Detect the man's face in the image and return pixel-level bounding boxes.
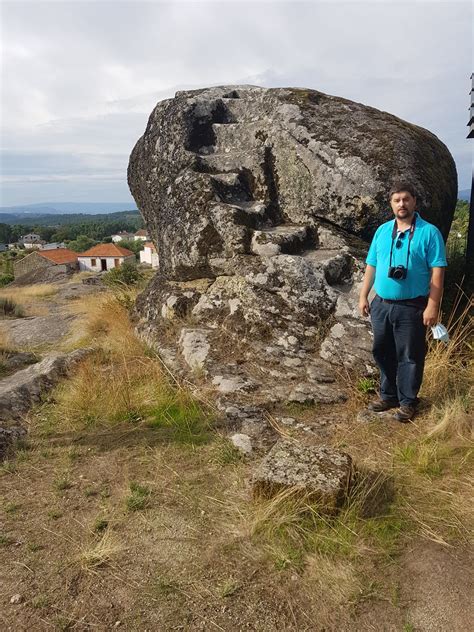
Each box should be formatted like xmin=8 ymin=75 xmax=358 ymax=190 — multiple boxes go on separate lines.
xmin=390 ymin=190 xmax=417 ymax=221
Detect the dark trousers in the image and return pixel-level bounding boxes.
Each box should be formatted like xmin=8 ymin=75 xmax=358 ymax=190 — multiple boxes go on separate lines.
xmin=370 ymin=295 xmax=427 ymax=407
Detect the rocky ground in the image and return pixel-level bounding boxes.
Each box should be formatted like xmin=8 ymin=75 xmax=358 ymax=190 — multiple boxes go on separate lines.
xmin=1 ymin=277 xmax=472 ymax=631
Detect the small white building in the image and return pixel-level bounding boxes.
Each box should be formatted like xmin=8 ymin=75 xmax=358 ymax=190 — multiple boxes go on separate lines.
xmin=21 ymin=233 xmax=45 ymax=249
xmin=134 ymin=229 xmax=149 ymax=241
xmin=111 ymin=231 xmax=135 ymax=243
xmin=139 ymin=241 xmax=159 ymax=268
xmin=77 ymin=244 xmax=136 ymax=272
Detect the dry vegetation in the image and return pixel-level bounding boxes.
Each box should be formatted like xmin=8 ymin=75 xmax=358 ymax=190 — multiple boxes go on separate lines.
xmin=0 ymin=284 xmax=472 ymax=630
xmin=0 ymin=283 xmax=58 ymax=317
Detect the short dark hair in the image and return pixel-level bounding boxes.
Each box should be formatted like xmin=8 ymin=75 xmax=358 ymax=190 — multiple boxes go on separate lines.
xmin=388 ymin=181 xmax=417 ymax=200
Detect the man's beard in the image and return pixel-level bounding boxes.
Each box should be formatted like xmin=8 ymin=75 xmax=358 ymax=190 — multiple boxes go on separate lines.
xmin=397 ymin=208 xmax=414 ymax=218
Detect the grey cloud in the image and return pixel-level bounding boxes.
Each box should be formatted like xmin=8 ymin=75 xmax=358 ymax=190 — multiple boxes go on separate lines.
xmin=1 ymin=0 xmax=471 ymax=205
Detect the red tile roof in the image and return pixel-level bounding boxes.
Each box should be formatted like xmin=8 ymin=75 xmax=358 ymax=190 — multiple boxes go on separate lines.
xmin=144 ymin=241 xmax=157 ymax=252
xmin=134 ymin=229 xmax=148 ymax=236
xmin=38 ymin=248 xmax=78 ymax=264
xmin=78 ymin=244 xmax=135 ymax=257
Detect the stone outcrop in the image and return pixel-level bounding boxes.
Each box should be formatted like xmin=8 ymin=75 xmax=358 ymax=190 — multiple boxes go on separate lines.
xmin=0 ymin=349 xmax=92 ymax=423
xmin=252 ymin=439 xmax=352 ymax=513
xmin=0 ymin=314 xmax=77 ymax=348
xmin=128 ymin=85 xmax=456 ymax=438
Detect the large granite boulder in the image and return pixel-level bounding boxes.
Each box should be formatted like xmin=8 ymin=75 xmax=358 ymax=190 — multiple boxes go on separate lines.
xmin=128 ymin=85 xmax=456 ymax=432
xmin=129 ymin=85 xmax=456 ymax=282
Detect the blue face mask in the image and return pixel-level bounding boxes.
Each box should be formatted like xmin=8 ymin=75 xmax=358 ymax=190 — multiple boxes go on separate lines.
xmin=431 ymin=323 xmax=449 ymax=343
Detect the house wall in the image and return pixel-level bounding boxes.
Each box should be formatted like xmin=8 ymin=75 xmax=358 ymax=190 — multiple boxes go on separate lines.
xmin=112 ymin=234 xmax=134 ymax=243
xmin=78 ymin=254 xmax=136 ymax=272
xmin=14 ymin=252 xmax=52 ymax=278
xmin=139 ymin=247 xmax=159 ymax=268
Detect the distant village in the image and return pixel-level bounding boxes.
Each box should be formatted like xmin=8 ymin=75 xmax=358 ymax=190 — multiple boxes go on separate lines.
xmin=0 ymin=229 xmax=159 ymax=282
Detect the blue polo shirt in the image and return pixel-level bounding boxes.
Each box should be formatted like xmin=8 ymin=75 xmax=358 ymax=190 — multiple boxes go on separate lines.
xmin=366 ymin=213 xmax=447 ymax=300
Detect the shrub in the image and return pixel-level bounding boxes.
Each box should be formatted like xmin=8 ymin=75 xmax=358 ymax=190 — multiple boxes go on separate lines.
xmin=103 ymin=262 xmax=142 ymax=287
xmin=0 ymin=297 xmax=24 ymax=318
xmin=0 ymin=273 xmax=13 ymax=287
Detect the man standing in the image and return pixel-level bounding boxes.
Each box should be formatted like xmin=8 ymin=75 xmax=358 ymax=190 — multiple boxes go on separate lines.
xmin=358 ymin=181 xmax=447 ymax=421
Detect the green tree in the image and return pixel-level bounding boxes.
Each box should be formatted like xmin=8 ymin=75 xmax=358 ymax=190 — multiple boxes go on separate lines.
xmin=67 ymin=235 xmax=97 ymax=253
xmin=118 ymin=239 xmax=144 ymax=258
xmin=0 ymin=224 xmax=12 ymax=243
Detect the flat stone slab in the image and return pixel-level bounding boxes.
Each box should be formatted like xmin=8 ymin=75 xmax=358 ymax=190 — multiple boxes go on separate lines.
xmin=0 ymin=314 xmax=76 ymax=347
xmin=252 ymin=439 xmax=352 ymax=513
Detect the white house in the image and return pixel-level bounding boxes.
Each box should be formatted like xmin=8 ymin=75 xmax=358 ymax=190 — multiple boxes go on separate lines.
xmin=139 ymin=241 xmax=159 ymax=268
xmin=77 ymin=244 xmax=136 ymax=272
xmin=134 ymin=229 xmax=149 ymax=241
xmin=21 ymin=233 xmax=45 ymax=249
xmin=111 ymin=231 xmax=135 ymax=243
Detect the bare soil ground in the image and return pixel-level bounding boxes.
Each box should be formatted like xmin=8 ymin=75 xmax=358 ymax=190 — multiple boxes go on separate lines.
xmin=1 ymin=278 xmax=472 ymax=631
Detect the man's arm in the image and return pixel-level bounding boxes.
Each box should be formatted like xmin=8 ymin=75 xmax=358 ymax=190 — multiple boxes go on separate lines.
xmin=423 ymin=267 xmax=445 ymax=327
xmin=359 ymin=265 xmax=376 ymax=317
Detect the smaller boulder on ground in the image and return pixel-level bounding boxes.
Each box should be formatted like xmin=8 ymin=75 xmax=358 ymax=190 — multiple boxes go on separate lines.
xmin=252 ymin=439 xmax=352 ymax=513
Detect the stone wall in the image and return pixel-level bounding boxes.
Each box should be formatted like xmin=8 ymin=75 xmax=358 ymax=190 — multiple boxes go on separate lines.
xmin=14 ymin=252 xmax=52 ymax=278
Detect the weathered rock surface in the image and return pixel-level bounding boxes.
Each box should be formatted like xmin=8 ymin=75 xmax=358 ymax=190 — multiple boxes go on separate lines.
xmin=0 ymin=348 xmax=92 ymax=422
xmin=252 ymin=439 xmax=352 ymax=512
xmin=0 ymin=314 xmax=77 ymax=347
xmin=128 ymin=85 xmax=456 ymax=439
xmin=0 ymin=351 xmax=38 ymax=373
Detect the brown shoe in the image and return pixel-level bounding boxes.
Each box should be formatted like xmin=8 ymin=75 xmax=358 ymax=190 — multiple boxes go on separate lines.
xmin=368 ymin=398 xmax=399 ymax=412
xmin=393 ymin=405 xmax=417 ymax=423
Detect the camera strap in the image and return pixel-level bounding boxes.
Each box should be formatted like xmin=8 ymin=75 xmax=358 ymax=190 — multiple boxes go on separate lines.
xmin=389 ymin=214 xmax=416 ymax=270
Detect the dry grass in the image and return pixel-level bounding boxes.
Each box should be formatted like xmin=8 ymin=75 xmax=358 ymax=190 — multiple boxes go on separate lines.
xmin=0 ymin=283 xmax=58 ymax=317
xmin=0 ymin=328 xmax=11 ymax=352
xmin=75 ymin=530 xmax=122 ymax=571
xmin=66 ymin=271 xmax=95 ymax=283
xmin=39 ymin=289 xmax=213 ymax=439
xmin=304 ymin=554 xmax=360 ymax=605
xmin=0 ymin=283 xmax=58 ymax=302
xmin=422 ymin=293 xmax=473 ymax=404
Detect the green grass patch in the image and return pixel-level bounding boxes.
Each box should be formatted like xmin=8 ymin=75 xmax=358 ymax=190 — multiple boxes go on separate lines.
xmin=126 ymin=481 xmax=151 ymax=511
xmin=356 ymin=377 xmax=377 ymax=394
xmin=147 ymin=395 xmax=212 ymax=445
xmin=93 ymin=517 xmax=109 ymax=533
xmin=53 ymin=475 xmax=73 ymax=491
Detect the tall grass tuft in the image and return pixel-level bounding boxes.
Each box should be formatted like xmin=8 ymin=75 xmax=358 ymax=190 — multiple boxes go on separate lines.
xmin=422 ymin=290 xmax=473 ymax=405
xmin=0 ymin=296 xmax=24 ymax=318
xmin=46 ymin=290 xmax=212 ymax=439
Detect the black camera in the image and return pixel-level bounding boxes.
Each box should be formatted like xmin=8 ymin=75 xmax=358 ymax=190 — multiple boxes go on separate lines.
xmin=388 ymin=265 xmax=407 ymax=280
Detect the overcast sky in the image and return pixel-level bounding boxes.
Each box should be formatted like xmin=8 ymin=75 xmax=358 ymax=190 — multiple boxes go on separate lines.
xmin=0 ymin=0 xmax=472 ymax=207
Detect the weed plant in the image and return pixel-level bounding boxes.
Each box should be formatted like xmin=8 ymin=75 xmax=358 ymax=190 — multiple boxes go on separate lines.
xmin=126 ymin=481 xmax=151 ymax=511
xmin=0 ymin=296 xmax=24 ymax=318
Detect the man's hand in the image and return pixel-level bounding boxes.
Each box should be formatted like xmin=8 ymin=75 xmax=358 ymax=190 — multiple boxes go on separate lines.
xmin=359 ymin=298 xmax=370 ymax=318
xmin=423 ymin=304 xmax=438 ymax=327
xmin=359 ymin=265 xmax=375 ymax=318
